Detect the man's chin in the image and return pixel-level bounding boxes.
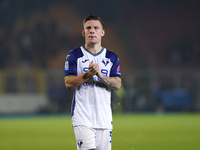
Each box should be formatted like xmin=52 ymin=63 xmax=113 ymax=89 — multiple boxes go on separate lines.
xmin=89 ymin=41 xmax=97 ymax=46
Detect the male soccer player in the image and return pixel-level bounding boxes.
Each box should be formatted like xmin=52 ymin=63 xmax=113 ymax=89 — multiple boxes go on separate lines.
xmin=64 ymin=15 xmax=121 ymax=150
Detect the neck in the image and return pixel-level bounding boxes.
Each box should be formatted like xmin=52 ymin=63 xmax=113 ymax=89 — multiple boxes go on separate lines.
xmin=85 ymin=43 xmax=102 ymax=54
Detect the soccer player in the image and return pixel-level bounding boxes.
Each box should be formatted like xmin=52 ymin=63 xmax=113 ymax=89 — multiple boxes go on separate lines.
xmin=64 ymin=15 xmax=121 ymax=150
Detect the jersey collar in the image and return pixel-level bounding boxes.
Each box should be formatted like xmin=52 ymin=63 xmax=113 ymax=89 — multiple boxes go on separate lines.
xmin=82 ymin=46 xmax=104 ymax=56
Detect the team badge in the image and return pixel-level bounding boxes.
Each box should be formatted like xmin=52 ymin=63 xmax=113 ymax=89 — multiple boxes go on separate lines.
xmin=102 ymin=58 xmax=109 ymax=66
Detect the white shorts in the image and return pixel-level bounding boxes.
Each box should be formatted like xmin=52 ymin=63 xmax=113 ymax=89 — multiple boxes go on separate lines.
xmin=73 ymin=126 xmax=112 ymax=150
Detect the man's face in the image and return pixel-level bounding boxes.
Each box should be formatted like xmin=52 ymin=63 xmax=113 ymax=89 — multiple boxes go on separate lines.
xmin=82 ymin=20 xmax=105 ymax=45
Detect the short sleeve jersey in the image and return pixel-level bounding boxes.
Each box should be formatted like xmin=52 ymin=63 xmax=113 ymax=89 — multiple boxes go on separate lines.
xmin=64 ymin=46 xmax=121 ymax=129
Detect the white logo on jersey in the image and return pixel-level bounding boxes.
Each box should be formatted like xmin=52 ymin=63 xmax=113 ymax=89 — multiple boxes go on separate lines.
xmin=65 ymin=61 xmax=69 ymax=70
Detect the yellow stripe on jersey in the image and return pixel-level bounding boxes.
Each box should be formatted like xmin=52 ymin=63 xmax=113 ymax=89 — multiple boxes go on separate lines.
xmin=115 ymin=77 xmax=121 ymax=81
xmin=66 ymin=55 xmax=70 ymax=59
xmin=64 ymin=75 xmax=75 ymax=80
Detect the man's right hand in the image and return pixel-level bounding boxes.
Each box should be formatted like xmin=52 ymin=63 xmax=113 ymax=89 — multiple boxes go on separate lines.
xmin=88 ymin=60 xmax=98 ymax=76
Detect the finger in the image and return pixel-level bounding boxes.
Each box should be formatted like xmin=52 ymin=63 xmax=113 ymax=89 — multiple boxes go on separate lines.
xmin=94 ymin=64 xmax=100 ymax=70
xmin=89 ymin=60 xmax=94 ymax=69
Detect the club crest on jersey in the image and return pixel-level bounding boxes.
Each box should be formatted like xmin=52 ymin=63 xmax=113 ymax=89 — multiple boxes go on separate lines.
xmin=102 ymin=58 xmax=109 ymax=66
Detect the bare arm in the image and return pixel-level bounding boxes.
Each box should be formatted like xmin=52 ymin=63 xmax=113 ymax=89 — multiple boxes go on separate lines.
xmin=65 ymin=72 xmax=92 ymax=90
xmin=65 ymin=60 xmax=96 ymax=90
xmin=65 ymin=60 xmax=121 ymax=90
xmin=91 ymin=63 xmax=121 ymax=90
xmin=99 ymin=75 xmax=121 ymax=90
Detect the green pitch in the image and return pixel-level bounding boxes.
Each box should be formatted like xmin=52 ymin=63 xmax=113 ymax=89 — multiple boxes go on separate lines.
xmin=0 ymin=113 xmax=200 ymax=150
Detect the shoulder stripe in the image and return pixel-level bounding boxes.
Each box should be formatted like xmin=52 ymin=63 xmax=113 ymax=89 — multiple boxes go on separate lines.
xmin=66 ymin=55 xmax=70 ymax=59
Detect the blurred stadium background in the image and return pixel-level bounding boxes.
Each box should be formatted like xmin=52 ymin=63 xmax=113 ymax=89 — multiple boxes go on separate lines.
xmin=1 ymin=0 xmax=200 ymax=114
xmin=1 ymin=0 xmax=200 ymax=150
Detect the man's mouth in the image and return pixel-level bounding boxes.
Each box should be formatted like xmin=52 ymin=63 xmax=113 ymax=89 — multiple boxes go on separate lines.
xmin=89 ymin=36 xmax=96 ymax=39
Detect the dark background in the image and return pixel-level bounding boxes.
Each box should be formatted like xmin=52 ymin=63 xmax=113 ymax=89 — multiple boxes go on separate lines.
xmin=0 ymin=0 xmax=200 ymax=114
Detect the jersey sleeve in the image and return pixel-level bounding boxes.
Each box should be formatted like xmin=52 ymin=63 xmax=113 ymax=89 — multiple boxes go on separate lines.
xmin=110 ymin=53 xmax=121 ymax=80
xmin=64 ymin=51 xmax=77 ymax=79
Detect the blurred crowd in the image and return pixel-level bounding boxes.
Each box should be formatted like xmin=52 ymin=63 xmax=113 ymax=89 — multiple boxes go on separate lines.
xmin=167 ymin=34 xmax=200 ymax=68
xmin=1 ymin=0 xmax=200 ymax=113
xmin=0 ymin=0 xmax=82 ymax=69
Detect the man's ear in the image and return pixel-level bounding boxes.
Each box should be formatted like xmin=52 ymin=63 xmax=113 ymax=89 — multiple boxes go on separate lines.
xmin=101 ymin=30 xmax=105 ymax=37
xmin=82 ymin=29 xmax=85 ymax=37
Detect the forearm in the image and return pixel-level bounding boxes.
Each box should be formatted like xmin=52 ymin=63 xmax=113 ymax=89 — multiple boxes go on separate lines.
xmin=100 ymin=75 xmax=121 ymax=90
xmin=65 ymin=72 xmax=92 ymax=90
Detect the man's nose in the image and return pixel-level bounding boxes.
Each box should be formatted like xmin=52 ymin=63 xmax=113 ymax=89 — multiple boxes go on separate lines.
xmin=90 ymin=27 xmax=95 ymax=33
